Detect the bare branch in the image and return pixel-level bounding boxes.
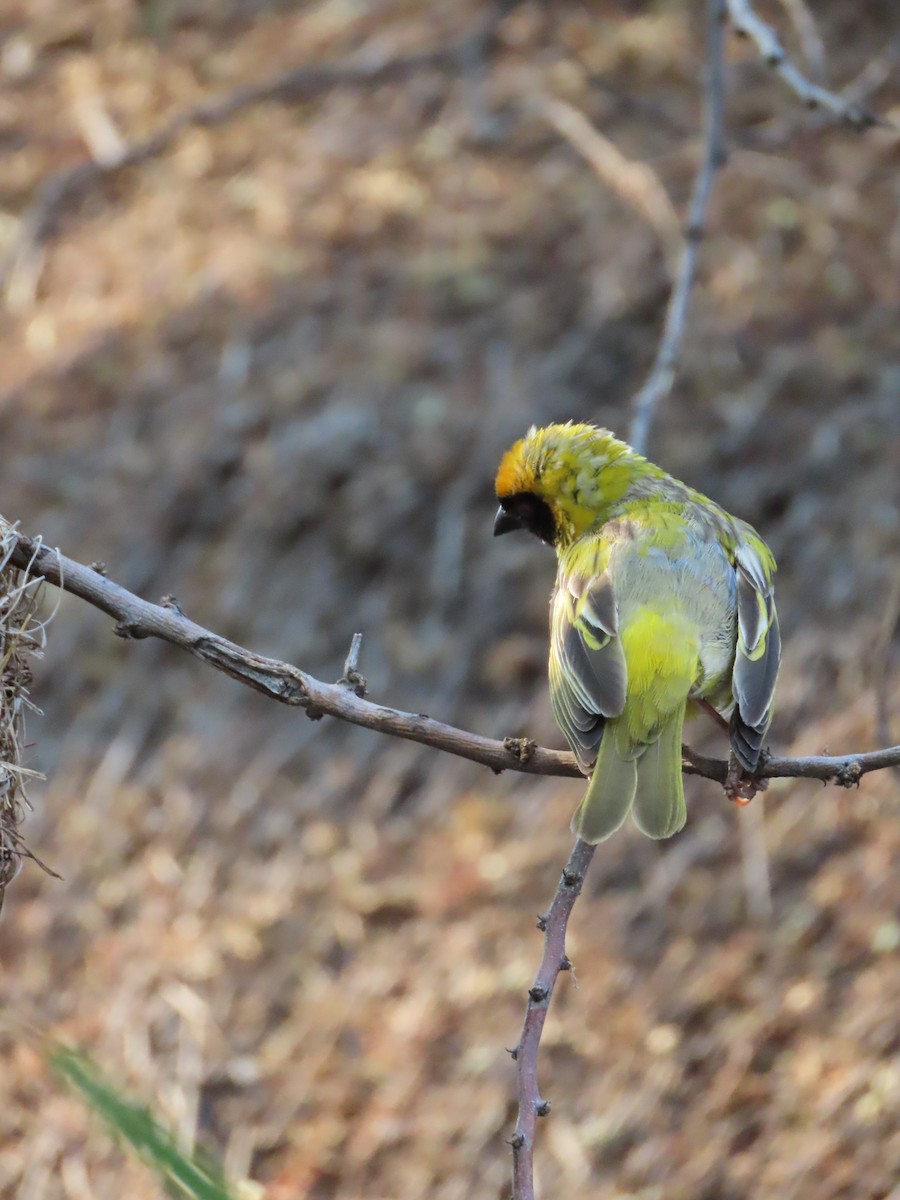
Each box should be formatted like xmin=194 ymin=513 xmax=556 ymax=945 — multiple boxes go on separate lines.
xmin=510 ymin=838 xmax=595 ymax=1200
xmin=725 ymin=0 xmax=880 ymax=128
xmin=628 ymin=0 xmax=727 ymax=457
xmin=2 ymin=3 xmax=515 ymax=306
xmin=4 ymin=529 xmax=900 ymax=790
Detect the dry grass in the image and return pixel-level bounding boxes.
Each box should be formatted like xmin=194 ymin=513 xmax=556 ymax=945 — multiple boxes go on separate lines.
xmin=0 ymin=522 xmax=51 ymax=914
xmin=1 ymin=2 xmax=899 ymax=1198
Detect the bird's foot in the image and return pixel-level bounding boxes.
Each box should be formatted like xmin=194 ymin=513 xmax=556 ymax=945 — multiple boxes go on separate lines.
xmin=725 ymin=751 xmax=768 ymax=805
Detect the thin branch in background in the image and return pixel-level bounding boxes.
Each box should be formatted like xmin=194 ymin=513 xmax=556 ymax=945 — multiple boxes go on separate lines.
xmin=738 ymin=791 xmax=773 ymax=923
xmin=510 ymin=839 xmax=595 ymax=1200
xmin=2 ymin=2 xmax=515 ymax=309
xmin=629 ymin=0 xmax=727 ymax=458
xmin=872 ymin=568 xmax=900 ymax=783
xmin=776 ymin=0 xmax=827 ymax=82
xmin=537 ymin=95 xmax=683 ymax=277
xmin=842 ymin=31 xmax=900 ymax=110
xmin=725 ymin=0 xmax=881 ymax=128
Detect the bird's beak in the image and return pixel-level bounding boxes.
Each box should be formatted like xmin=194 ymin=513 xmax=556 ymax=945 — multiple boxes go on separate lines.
xmin=493 ymin=506 xmax=522 ymax=537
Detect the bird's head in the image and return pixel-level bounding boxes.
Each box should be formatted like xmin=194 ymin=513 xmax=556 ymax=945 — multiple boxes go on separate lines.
xmin=493 ymin=422 xmax=645 ymax=548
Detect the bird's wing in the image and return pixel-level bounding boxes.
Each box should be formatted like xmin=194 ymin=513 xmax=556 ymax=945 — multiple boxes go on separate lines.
xmin=549 ymin=567 xmax=627 ymax=771
xmin=730 ymin=536 xmax=780 ymax=770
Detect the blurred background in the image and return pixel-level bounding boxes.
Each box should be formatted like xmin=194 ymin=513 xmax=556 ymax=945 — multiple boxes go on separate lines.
xmin=1 ymin=1 xmax=899 ymax=1197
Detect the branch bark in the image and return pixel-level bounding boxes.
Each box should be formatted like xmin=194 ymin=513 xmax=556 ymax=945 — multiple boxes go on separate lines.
xmin=510 ymin=838 xmax=595 ymax=1200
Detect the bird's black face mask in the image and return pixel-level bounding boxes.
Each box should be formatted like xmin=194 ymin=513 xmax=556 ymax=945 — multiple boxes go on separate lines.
xmin=493 ymin=492 xmax=557 ymax=546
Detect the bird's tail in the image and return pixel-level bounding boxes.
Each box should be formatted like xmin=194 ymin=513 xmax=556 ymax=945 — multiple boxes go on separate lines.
xmin=571 ymin=707 xmax=687 ymax=843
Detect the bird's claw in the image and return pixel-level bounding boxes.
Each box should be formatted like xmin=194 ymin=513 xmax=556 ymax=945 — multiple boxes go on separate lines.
xmin=725 ymin=751 xmax=768 ymax=805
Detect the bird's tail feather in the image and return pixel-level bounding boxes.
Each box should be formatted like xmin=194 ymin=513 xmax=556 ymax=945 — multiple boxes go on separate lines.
xmin=571 ymin=708 xmax=686 ymax=843
xmin=632 ymin=708 xmax=687 ymax=839
xmin=570 ymin=721 xmax=638 ymax=843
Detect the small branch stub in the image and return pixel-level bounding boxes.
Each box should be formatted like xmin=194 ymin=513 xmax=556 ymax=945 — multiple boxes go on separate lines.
xmin=338 ymin=632 xmax=367 ymax=698
xmin=504 ymin=736 xmax=537 ymax=764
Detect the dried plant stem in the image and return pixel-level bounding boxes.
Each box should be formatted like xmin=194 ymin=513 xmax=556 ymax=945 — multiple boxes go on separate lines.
xmin=629 ymin=0 xmax=727 ymax=456
xmin=0 ymin=526 xmax=54 ymax=908
xmin=511 ymin=838 xmax=595 ymax=1200
xmin=538 ymin=95 xmax=682 ymax=275
xmin=6 ymin=532 xmax=900 ymax=789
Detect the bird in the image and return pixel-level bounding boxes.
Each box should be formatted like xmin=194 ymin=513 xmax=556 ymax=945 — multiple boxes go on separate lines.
xmin=493 ymin=422 xmax=780 ymax=842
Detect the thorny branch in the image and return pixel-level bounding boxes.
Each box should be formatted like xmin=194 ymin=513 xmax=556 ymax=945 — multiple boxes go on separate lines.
xmin=6 ymin=532 xmax=899 ymax=790
xmin=510 ymin=838 xmax=595 ymax=1200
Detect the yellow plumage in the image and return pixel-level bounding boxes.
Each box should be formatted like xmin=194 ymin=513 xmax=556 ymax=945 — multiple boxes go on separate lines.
xmin=494 ymin=423 xmax=780 ymax=842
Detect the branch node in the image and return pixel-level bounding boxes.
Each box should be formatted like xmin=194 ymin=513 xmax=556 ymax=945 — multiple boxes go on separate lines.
xmin=113 ymin=620 xmax=147 ymax=640
xmin=160 ymin=593 xmax=185 ymax=616
xmin=506 ymin=1046 xmax=519 ymax=1060
xmin=504 ymin=736 xmax=537 ymax=763
xmin=304 ymin=703 xmax=325 ymax=721
xmin=528 ymin=984 xmax=548 ymax=1003
xmin=684 ymin=221 xmax=705 ymax=244
xmin=559 ymin=955 xmax=572 ymax=972
xmin=536 ymin=1100 xmax=551 ymax=1118
xmin=508 ymin=1132 xmax=526 ymax=1150
xmin=90 ymin=561 xmax=107 ymax=576
xmin=536 ymin=912 xmax=548 ymax=932
xmin=835 ymin=759 xmax=863 ymax=788
xmin=562 ymin=869 xmax=582 ymax=888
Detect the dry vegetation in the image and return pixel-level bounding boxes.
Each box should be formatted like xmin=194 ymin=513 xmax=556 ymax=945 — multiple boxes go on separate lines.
xmin=1 ymin=1 xmax=899 ymax=1197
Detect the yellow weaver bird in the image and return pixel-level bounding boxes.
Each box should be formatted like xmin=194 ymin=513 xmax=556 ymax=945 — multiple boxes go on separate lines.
xmin=494 ymin=422 xmax=780 ymax=842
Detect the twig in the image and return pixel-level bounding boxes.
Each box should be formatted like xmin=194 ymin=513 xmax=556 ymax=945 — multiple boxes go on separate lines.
xmin=510 ymin=838 xmax=595 ymax=1200
xmin=6 ymin=531 xmax=900 ymax=789
xmin=872 ymin=569 xmax=900 ymax=781
xmin=725 ymin=0 xmax=879 ymax=128
xmin=842 ymin=32 xmax=900 ymax=109
xmin=628 ymin=0 xmax=728 ymax=457
xmin=538 ymin=95 xmax=683 ymax=277
xmin=2 ymin=3 xmax=514 ymax=304
xmin=338 ymin=632 xmax=367 ymax=698
xmin=776 ymin=0 xmax=827 ymax=82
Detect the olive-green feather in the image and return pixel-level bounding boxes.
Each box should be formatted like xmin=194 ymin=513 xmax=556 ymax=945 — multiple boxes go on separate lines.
xmin=730 ymin=538 xmax=781 ymax=770
xmin=631 ymin=708 xmax=687 ymax=839
xmin=570 ymin=720 xmax=638 ymax=842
